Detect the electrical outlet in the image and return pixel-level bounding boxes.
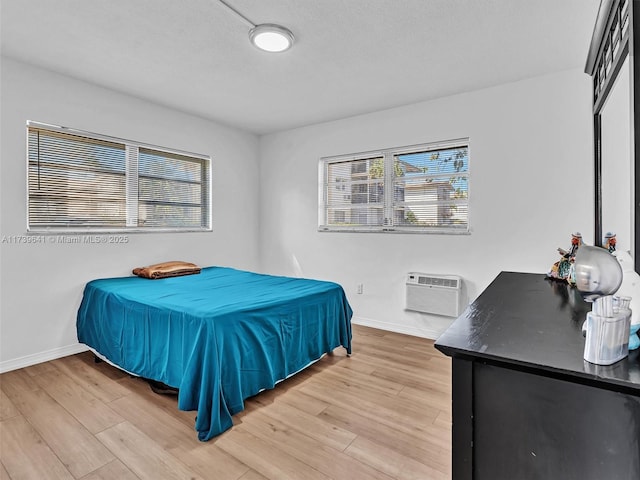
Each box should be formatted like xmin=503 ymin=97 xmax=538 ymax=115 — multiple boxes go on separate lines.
xmin=357 ymin=283 xmax=364 ymax=294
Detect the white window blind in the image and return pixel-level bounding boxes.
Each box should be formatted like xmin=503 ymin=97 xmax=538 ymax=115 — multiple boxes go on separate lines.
xmin=137 ymin=148 xmax=209 ymax=228
xmin=27 ymin=122 xmax=211 ymax=232
xmin=323 ymin=155 xmax=385 ymax=227
xmin=320 ymin=139 xmax=469 ymax=233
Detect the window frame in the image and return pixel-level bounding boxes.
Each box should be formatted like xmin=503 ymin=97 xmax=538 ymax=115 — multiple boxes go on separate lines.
xmin=26 ymin=121 xmax=212 ymax=234
xmin=319 ymin=139 xmax=470 ymax=234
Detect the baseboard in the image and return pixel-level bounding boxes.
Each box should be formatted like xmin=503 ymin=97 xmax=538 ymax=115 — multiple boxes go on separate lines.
xmin=351 ymin=315 xmax=445 ymax=340
xmin=0 ymin=343 xmax=89 ymax=374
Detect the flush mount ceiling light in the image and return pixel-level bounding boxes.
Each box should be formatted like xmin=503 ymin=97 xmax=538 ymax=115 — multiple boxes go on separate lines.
xmin=217 ymin=0 xmax=295 ymax=53
xmin=249 ymin=24 xmax=294 ymax=53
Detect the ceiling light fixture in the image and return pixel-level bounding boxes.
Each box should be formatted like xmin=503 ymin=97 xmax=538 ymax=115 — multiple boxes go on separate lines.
xmin=249 ymin=24 xmax=294 ymax=53
xmin=216 ymin=0 xmax=294 ymax=53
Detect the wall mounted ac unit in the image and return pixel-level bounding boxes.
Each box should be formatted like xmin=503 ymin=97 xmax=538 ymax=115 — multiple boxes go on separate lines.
xmin=406 ymin=272 xmax=462 ymax=317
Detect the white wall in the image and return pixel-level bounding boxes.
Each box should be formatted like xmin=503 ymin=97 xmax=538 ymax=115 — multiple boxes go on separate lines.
xmin=258 ymin=68 xmax=594 ymax=338
xmin=0 ymin=60 xmax=596 ymax=369
xmin=0 ymin=57 xmax=261 ymax=371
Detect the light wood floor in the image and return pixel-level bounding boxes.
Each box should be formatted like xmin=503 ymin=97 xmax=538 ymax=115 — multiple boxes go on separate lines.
xmin=0 ymin=324 xmax=452 ymax=480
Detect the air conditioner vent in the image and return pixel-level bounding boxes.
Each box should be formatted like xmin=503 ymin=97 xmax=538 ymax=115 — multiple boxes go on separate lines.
xmin=406 ymin=272 xmax=463 ymax=317
xmin=416 ymin=275 xmax=459 ymax=288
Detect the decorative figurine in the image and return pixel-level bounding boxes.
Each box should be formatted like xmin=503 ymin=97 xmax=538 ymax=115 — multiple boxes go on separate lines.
xmin=604 ymin=232 xmax=617 ymax=253
xmin=548 ymin=232 xmax=583 ymax=284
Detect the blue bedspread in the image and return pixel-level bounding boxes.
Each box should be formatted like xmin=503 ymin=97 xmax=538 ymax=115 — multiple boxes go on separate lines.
xmin=76 ymin=266 xmax=352 ymax=440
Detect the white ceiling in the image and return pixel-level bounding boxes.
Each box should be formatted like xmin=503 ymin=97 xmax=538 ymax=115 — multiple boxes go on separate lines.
xmin=1 ymin=0 xmax=601 ymax=135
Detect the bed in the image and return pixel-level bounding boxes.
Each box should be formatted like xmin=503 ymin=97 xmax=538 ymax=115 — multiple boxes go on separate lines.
xmin=76 ymin=266 xmax=352 ymax=441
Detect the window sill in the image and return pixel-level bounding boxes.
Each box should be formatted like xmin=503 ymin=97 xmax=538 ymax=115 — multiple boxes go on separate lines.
xmin=318 ymin=226 xmax=470 ymax=235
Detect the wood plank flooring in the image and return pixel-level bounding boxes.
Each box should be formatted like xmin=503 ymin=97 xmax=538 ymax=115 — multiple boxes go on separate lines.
xmin=0 ymin=325 xmax=452 ymax=479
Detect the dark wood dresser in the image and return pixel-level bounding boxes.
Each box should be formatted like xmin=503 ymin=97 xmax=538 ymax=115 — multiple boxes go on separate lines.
xmin=435 ymin=271 xmax=640 ymax=480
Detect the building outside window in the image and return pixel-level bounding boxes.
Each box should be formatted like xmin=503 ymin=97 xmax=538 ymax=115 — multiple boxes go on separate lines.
xmin=320 ymin=139 xmax=469 ymax=233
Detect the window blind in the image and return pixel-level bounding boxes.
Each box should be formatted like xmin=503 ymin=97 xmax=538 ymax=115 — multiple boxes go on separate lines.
xmin=324 ymin=156 xmax=385 ymax=227
xmin=320 ymin=140 xmax=469 ymax=233
xmin=138 ymin=148 xmax=208 ymax=228
xmin=27 ymin=122 xmax=212 ymax=232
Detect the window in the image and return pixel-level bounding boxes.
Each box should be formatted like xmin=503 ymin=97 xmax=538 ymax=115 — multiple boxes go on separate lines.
xmin=27 ymin=121 xmax=211 ymax=232
xmin=320 ymin=139 xmax=469 ymax=233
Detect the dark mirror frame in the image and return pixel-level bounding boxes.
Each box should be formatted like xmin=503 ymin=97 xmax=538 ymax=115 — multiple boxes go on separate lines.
xmin=585 ymin=0 xmax=639 ymax=274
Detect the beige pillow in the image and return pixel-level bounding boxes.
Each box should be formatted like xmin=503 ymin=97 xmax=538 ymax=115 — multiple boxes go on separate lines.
xmin=133 ymin=261 xmax=201 ymax=279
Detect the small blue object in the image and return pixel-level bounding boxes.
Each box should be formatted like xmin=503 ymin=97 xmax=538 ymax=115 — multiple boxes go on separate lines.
xmin=630 ymin=324 xmax=640 ymax=351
